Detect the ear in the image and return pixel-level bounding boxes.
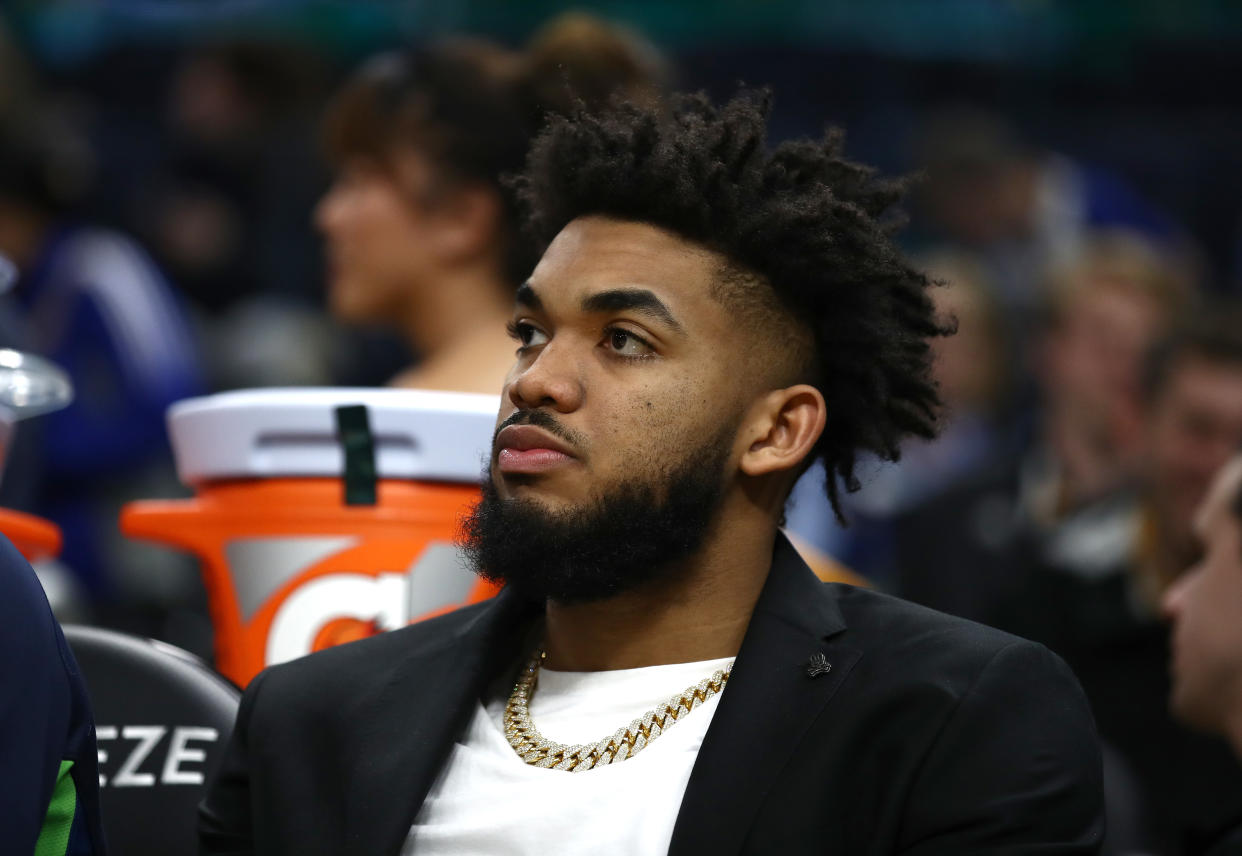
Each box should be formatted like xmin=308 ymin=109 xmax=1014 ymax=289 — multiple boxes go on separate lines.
xmin=429 ymin=184 xmax=502 ymax=262
xmin=738 ymin=384 xmax=826 ymax=478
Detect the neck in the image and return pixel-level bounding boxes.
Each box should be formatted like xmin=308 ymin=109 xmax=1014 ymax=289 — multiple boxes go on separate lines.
xmin=401 ymin=261 xmax=512 ymax=358
xmin=541 ymin=499 xmax=778 ymax=672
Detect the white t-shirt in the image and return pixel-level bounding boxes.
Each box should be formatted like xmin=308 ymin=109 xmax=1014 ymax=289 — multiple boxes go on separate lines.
xmin=405 ymin=656 xmax=734 ymax=855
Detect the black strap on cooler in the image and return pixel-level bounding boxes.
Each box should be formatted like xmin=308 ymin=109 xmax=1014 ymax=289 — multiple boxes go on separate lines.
xmin=335 ymin=404 xmax=378 ymax=506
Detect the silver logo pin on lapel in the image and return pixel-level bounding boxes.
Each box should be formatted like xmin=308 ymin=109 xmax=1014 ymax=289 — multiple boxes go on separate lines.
xmin=805 ymin=652 xmax=832 ymax=678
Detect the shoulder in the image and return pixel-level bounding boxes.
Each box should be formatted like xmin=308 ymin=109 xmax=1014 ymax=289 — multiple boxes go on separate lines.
xmin=828 ymin=583 xmax=1080 ymax=704
xmin=40 ymin=227 xmax=196 ymax=363
xmin=43 ymin=227 xmax=166 ymax=298
xmin=0 ymin=534 xmax=71 ymax=677
xmin=831 ymin=582 xmax=1022 ymax=648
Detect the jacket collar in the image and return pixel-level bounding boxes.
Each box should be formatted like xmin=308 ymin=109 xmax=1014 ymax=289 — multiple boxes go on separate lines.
xmin=669 ymin=533 xmax=862 ymax=856
xmin=342 ymin=586 xmax=539 ymax=856
xmin=346 ymin=531 xmax=857 ymax=856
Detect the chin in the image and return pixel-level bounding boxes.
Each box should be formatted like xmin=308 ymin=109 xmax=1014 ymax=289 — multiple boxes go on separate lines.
xmin=1170 ymin=682 xmax=1220 ymax=734
xmin=332 ymin=292 xmax=386 ymax=326
xmin=499 ymin=479 xmax=578 ymax=510
xmin=327 ymin=281 xmax=361 ymax=321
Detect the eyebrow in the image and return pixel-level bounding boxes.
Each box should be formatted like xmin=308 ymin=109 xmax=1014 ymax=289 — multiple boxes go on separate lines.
xmin=515 ymin=282 xmax=542 ymax=311
xmin=581 ymin=288 xmax=685 ymax=334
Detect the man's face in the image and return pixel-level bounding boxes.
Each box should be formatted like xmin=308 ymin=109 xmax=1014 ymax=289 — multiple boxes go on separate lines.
xmin=491 ymin=216 xmax=757 ymax=512
xmin=1041 ymin=284 xmax=1165 ymax=445
xmin=1147 ymin=357 xmax=1242 ymax=549
xmin=1163 ymin=457 xmax=1242 ymax=733
xmin=464 ymin=216 xmax=771 ymax=602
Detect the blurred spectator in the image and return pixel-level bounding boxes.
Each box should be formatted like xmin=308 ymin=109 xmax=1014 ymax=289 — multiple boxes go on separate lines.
xmin=899 ymin=304 xmax=1242 ymax=853
xmin=0 ymin=107 xmax=205 ymax=601
xmin=144 ymin=41 xmax=329 ymax=313
xmin=1031 ymin=231 xmax=1194 ymax=515
xmin=315 ymin=12 xmax=667 ymax=394
xmin=786 ymin=248 xmax=1012 ymax=582
xmin=134 ymin=41 xmax=349 ymax=390
xmin=1138 ymin=317 xmax=1242 ymax=604
xmin=1163 ymin=455 xmax=1242 ymax=855
xmin=915 ymin=107 xmax=1192 ymax=325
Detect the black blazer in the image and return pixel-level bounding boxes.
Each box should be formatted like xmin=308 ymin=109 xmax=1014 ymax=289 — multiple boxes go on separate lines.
xmin=200 ymin=535 xmax=1103 ymax=855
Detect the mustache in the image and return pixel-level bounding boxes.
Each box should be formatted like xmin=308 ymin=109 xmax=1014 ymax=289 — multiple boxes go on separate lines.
xmin=492 ymin=409 xmax=586 ymax=452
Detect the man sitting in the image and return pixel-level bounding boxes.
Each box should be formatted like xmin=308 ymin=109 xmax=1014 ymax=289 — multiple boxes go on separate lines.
xmin=201 ymin=91 xmax=1103 ymax=855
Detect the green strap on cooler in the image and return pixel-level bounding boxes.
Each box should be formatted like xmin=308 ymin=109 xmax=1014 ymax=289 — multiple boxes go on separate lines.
xmin=335 ymin=404 xmax=378 ymax=506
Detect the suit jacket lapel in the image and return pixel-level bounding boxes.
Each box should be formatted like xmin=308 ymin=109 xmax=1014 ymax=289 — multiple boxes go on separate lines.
xmin=669 ymin=535 xmax=863 ymax=856
xmin=340 ymin=589 xmax=539 ymax=856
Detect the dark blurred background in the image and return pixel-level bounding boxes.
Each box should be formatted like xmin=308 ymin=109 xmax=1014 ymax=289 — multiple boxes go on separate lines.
xmin=5 ymin=2 xmax=1242 ymax=853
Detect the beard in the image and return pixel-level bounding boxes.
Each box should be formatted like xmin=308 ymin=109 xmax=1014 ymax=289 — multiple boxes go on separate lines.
xmin=460 ymin=434 xmax=733 ymax=605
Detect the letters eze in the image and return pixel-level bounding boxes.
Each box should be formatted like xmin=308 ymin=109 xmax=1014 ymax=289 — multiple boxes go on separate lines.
xmin=95 ymin=725 xmax=219 ymax=788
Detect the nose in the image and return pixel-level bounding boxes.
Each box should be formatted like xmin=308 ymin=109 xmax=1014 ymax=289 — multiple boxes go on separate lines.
xmin=314 ymin=182 xmax=344 ymax=235
xmin=1161 ymin=568 xmax=1194 ymax=623
xmin=506 ymin=340 xmax=584 ymax=414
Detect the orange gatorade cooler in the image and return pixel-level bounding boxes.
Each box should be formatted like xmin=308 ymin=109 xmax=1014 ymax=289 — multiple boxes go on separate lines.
xmin=121 ymin=388 xmax=502 ymax=687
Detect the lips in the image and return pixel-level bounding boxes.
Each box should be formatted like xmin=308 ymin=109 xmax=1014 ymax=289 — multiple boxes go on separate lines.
xmin=496 ymin=425 xmax=577 ymax=475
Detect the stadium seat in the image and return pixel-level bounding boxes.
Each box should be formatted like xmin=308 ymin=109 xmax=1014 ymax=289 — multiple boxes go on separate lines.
xmin=63 ymin=626 xmax=239 ymax=856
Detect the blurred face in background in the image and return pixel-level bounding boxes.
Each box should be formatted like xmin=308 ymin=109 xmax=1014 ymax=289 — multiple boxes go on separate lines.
xmin=1042 ymin=281 xmax=1165 ymax=437
xmin=924 ymin=259 xmax=1004 ymax=418
xmin=1146 ymin=356 xmax=1242 ymax=551
xmin=1163 ymin=457 xmax=1242 ymax=735
xmin=314 ymin=148 xmax=443 ymax=323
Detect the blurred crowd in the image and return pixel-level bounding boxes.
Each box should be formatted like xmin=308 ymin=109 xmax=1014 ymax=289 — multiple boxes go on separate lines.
xmin=3 ymin=6 xmax=1242 ymax=854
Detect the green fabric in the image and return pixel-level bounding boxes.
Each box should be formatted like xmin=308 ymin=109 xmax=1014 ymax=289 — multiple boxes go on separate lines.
xmin=34 ymin=760 xmax=76 ymax=856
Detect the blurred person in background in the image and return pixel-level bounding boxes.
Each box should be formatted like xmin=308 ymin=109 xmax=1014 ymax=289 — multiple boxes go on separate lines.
xmin=901 ymin=300 xmax=1242 ymax=853
xmin=1163 ymin=455 xmax=1242 ymax=856
xmin=151 ymin=42 xmax=328 ymax=314
xmin=785 ymin=248 xmax=1012 ymax=585
xmin=0 ymin=108 xmax=206 ymax=613
xmin=1139 ymin=318 xmax=1242 ymax=603
xmin=140 ymin=41 xmax=350 ymax=390
xmin=898 ymin=230 xmax=1191 ymax=618
xmin=914 ymin=108 xmax=1190 ymax=327
xmin=1030 ymin=231 xmax=1193 ymax=514
xmin=315 ymin=12 xmax=667 ymax=395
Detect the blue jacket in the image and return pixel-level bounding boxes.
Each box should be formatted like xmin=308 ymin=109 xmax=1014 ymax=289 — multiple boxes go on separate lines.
xmin=0 ymin=534 xmax=107 ymax=854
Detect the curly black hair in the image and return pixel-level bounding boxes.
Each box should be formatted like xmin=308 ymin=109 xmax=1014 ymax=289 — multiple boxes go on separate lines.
xmin=512 ymin=91 xmax=951 ymax=521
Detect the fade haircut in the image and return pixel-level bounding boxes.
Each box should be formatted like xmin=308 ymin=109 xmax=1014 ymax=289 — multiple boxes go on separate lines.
xmin=512 ymin=91 xmax=950 ymax=520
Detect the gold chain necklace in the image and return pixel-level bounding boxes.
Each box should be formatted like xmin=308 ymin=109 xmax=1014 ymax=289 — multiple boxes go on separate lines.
xmin=503 ymin=648 xmax=733 ymax=772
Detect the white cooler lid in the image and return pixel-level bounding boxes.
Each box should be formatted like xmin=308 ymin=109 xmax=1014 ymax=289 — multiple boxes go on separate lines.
xmin=167 ymin=387 xmax=500 ymax=484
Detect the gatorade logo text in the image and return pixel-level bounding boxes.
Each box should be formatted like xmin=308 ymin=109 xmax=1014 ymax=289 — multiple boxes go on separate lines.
xmin=240 ymin=539 xmax=478 ymax=668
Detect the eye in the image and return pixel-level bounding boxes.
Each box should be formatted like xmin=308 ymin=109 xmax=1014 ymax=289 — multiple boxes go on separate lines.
xmin=604 ymin=327 xmax=654 ymax=358
xmin=507 ymin=320 xmax=548 ymax=350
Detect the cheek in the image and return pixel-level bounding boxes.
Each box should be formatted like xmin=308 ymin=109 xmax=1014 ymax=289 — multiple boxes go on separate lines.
xmin=608 ymin=377 xmax=732 ymax=464
xmin=331 ymin=195 xmax=428 ymax=317
xmin=355 ymin=194 xmax=424 ymax=266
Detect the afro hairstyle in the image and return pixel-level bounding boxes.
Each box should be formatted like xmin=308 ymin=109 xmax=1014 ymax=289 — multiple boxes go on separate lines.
xmin=512 ymin=91 xmax=951 ymax=521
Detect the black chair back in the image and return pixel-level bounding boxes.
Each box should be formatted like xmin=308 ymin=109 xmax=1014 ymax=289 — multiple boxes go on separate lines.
xmin=64 ymin=626 xmax=239 ymax=856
